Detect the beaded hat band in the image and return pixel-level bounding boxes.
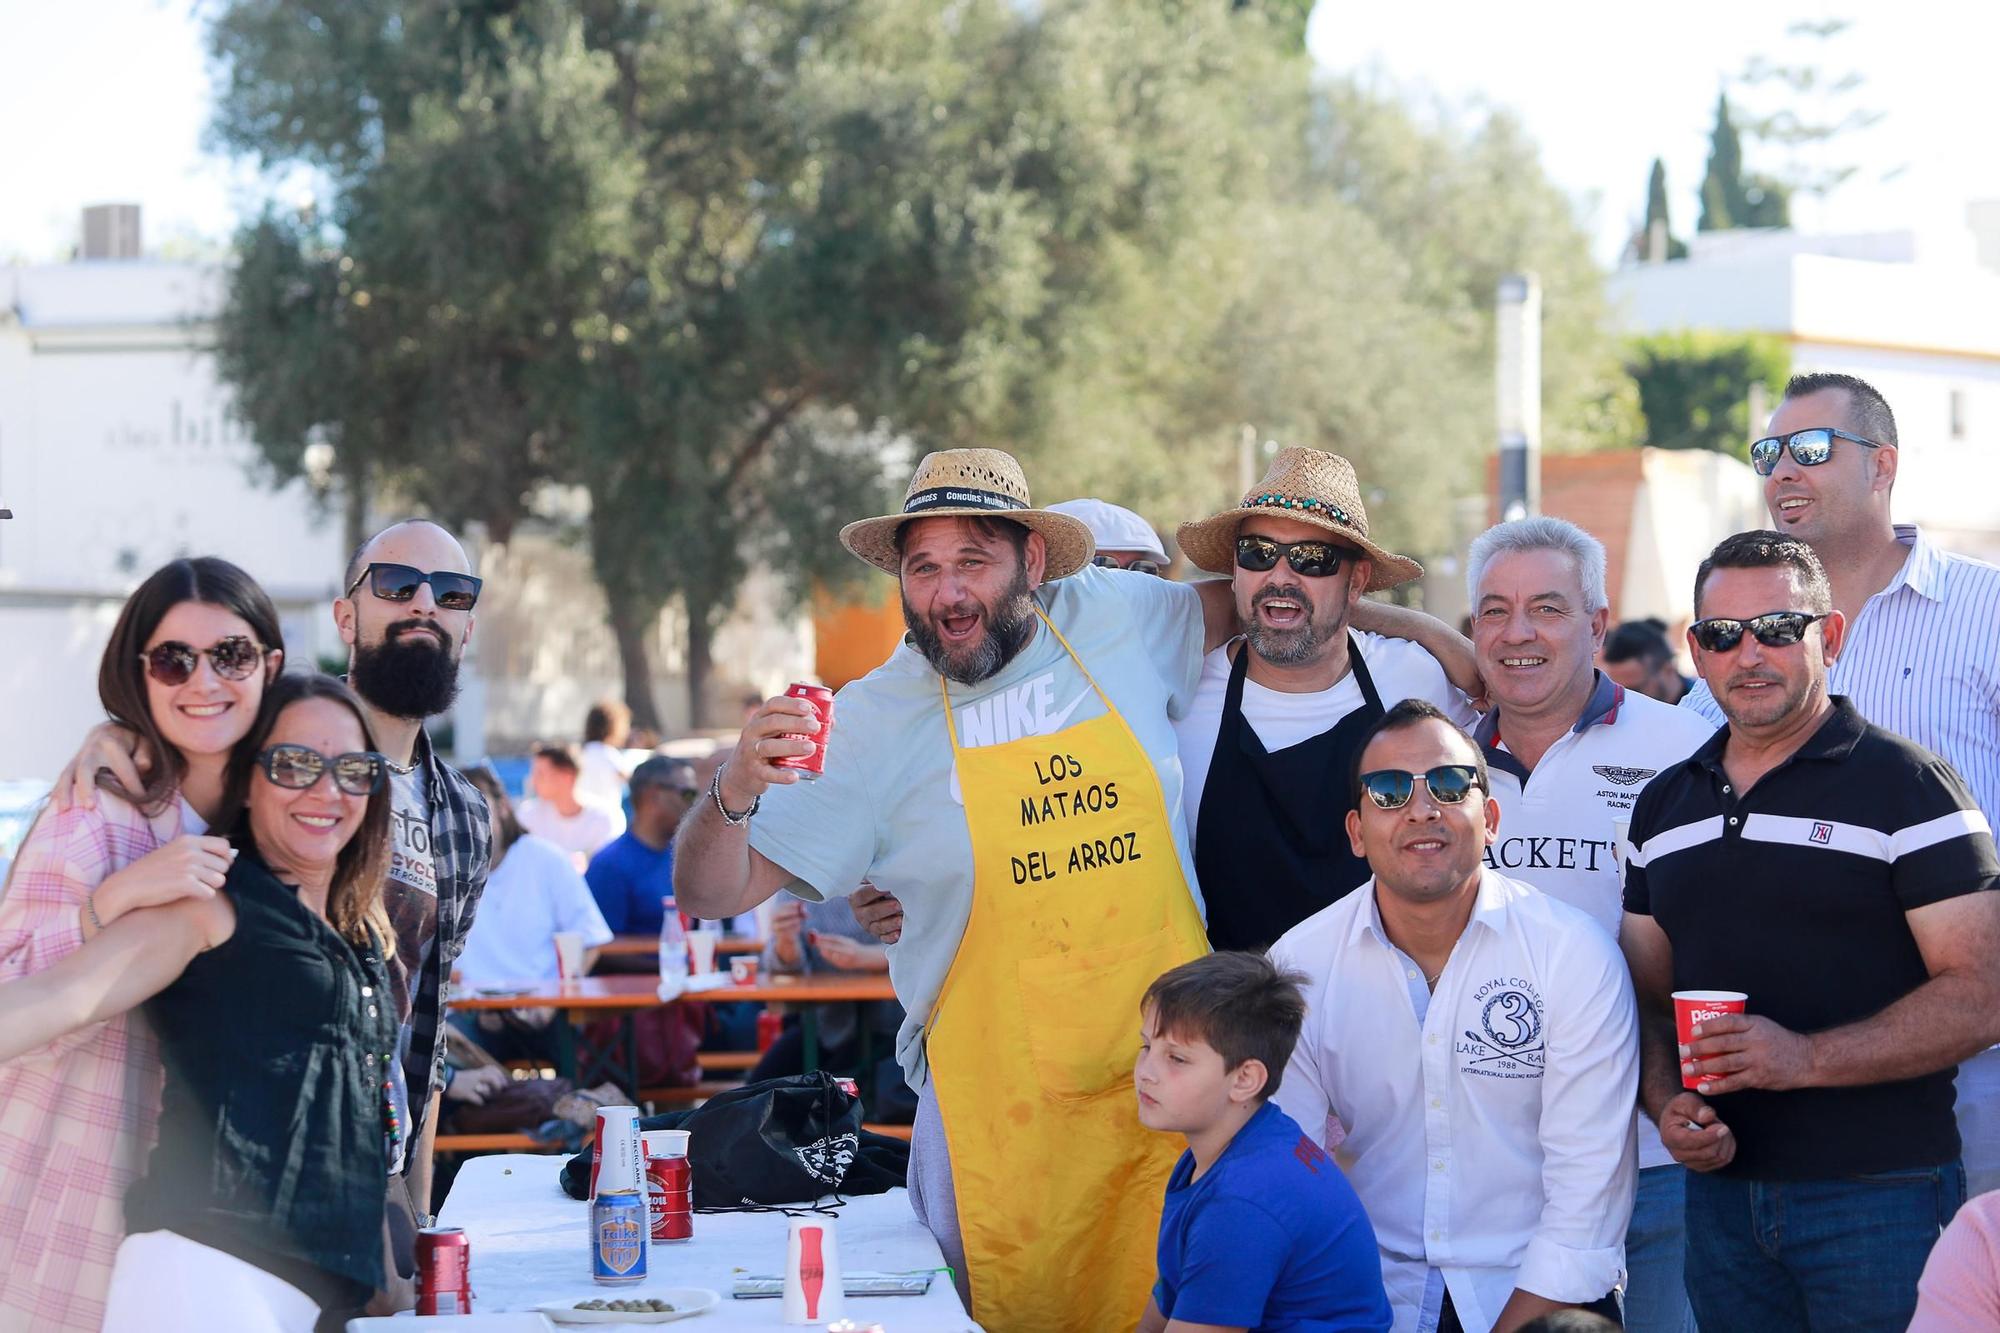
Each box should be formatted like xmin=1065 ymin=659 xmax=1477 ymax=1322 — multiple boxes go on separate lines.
xmin=1177 ymin=446 xmax=1424 ymax=590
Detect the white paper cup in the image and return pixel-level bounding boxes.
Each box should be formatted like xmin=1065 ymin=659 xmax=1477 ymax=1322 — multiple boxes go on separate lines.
xmin=688 ymin=927 xmax=721 ymax=975
xmin=553 ymin=931 xmax=585 ymax=984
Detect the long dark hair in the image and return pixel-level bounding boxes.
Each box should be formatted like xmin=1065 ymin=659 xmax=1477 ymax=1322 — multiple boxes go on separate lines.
xmin=463 ymin=765 xmax=522 ymax=862
xmin=97 ymin=558 xmax=284 ymax=815
xmin=218 ymin=674 xmax=393 ymax=948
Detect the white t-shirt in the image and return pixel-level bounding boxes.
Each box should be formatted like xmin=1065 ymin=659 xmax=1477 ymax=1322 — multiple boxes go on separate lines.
xmin=1174 ymin=633 xmax=1478 ymax=846
xmin=517 ymin=798 xmax=619 ymax=865
xmin=747 ymin=563 xmax=1207 ymax=1089
xmin=575 ymin=741 xmax=636 ymax=838
xmin=453 ymin=833 xmax=614 ymax=990
xmin=1478 ymin=675 xmax=1716 ymax=1173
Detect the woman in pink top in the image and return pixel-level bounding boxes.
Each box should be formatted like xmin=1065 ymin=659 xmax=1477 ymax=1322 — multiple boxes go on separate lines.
xmin=0 ymin=557 xmax=283 ymax=1331
xmin=1912 ymin=1189 xmax=2000 ymax=1332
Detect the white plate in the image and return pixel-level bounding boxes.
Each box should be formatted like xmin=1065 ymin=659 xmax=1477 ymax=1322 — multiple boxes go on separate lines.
xmin=534 ymin=1288 xmax=718 ymax=1324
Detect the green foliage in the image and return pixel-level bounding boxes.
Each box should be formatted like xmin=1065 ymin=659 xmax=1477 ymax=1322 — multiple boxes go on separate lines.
xmin=1641 ymin=158 xmax=1687 ymax=261
xmin=1624 ymin=330 xmax=1791 ymax=458
xmin=206 ymin=0 xmax=1632 ymax=723
xmin=1698 ymin=93 xmax=1789 ymax=232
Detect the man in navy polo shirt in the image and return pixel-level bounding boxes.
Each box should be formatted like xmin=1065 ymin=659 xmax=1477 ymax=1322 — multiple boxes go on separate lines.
xmin=1622 ymin=530 xmax=2000 ymax=1333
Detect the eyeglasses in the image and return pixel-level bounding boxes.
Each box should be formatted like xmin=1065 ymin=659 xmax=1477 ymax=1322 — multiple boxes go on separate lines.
xmin=1358 ymin=764 xmax=1482 ymax=810
xmin=1749 ymin=427 xmax=1882 ymax=477
xmin=1689 ymin=610 xmax=1826 ymax=653
xmin=1091 ymin=554 xmax=1165 ymax=577
xmin=1234 ymin=535 xmax=1351 ymax=578
xmin=256 ymin=743 xmax=387 ymax=796
xmin=345 ymin=562 xmax=483 ymax=611
xmin=141 ymin=636 xmax=268 ymax=686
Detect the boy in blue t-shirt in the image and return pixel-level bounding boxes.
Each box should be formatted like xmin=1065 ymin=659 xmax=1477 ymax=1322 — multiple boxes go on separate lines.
xmin=1137 ymin=952 xmax=1391 ymax=1333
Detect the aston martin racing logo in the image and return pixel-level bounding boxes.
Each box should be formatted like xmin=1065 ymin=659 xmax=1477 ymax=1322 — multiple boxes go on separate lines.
xmin=1593 ymin=765 xmax=1657 ymax=786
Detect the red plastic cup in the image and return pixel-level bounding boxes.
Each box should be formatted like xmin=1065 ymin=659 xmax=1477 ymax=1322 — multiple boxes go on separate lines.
xmin=1673 ymin=990 xmax=1748 ymax=1089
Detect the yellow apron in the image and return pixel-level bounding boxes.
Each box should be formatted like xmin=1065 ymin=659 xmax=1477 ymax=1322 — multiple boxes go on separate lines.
xmin=927 ymin=610 xmax=1209 ymax=1332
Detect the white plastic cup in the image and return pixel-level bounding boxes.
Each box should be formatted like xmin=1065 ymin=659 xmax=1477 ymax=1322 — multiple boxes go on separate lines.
xmin=553 ymin=931 xmax=585 ymax=984
xmin=688 ymin=927 xmax=722 ymax=975
xmin=782 ymin=1216 xmax=845 ymax=1324
xmin=589 ymin=1105 xmax=644 ymax=1199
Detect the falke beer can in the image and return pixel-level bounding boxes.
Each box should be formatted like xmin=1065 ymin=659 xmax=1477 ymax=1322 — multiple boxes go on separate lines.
xmin=591 ymin=1190 xmax=648 ymax=1284
xmin=775 ymin=683 xmax=834 ymax=780
xmin=415 ymin=1226 xmax=472 ymax=1315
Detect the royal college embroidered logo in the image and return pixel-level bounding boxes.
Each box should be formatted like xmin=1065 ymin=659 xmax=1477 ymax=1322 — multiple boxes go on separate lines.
xmin=794 ymin=1132 xmax=858 ymax=1187
xmin=1592 ymin=765 xmax=1657 ymax=787
xmin=1810 ymin=821 xmax=1834 ymax=844
xmin=1456 ymin=979 xmax=1547 ymax=1079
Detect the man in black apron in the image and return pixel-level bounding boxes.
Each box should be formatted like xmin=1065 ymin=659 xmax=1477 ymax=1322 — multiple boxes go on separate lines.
xmin=1175 ymin=447 xmax=1478 ymax=951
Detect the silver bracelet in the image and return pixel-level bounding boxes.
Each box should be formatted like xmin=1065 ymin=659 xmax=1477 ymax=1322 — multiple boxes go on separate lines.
xmin=710 ymin=763 xmax=760 ymax=827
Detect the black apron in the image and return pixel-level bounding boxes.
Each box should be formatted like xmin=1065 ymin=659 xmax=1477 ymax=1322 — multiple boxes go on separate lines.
xmin=1193 ymin=635 xmax=1385 ymax=951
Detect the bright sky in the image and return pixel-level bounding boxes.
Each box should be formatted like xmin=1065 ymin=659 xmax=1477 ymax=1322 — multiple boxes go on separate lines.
xmin=1 ymin=1 xmax=1991 ymax=264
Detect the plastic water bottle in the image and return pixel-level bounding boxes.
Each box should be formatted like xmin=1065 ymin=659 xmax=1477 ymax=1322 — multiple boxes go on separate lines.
xmin=659 ymin=897 xmax=688 ymax=994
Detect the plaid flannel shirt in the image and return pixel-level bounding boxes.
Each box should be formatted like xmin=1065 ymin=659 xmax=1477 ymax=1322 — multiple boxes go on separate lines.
xmin=0 ymin=796 xmax=179 ymax=1332
xmin=399 ymin=727 xmax=493 ymax=1155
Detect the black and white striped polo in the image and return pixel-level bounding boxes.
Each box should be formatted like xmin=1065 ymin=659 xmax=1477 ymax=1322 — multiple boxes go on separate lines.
xmin=1623 ymin=696 xmax=2000 ymax=1180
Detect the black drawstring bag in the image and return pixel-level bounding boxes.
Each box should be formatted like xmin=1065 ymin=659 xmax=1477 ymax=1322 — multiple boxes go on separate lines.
xmin=558 ymin=1072 xmax=909 ymax=1212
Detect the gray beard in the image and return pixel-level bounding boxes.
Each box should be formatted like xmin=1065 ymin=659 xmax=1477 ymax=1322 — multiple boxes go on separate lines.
xmin=904 ymin=573 xmax=1037 ymax=686
xmin=1241 ymin=585 xmax=1345 ymax=667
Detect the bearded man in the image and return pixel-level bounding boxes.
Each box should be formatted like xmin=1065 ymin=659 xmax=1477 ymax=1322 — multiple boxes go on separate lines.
xmin=675 ymin=449 xmax=1244 ymax=1332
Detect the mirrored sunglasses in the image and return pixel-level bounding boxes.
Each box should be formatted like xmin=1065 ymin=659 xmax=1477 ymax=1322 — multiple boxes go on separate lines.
xmin=257 ymin=743 xmax=387 ymax=796
xmin=345 ymin=562 xmax=482 ymax=611
xmin=141 ymin=636 xmax=267 ymax=686
xmin=1234 ymin=535 xmax=1349 ymax=578
xmin=1358 ymin=764 xmax=1482 ymax=810
xmin=1749 ymin=427 xmax=1882 ymax=477
xmin=1689 ymin=611 xmax=1825 ymax=653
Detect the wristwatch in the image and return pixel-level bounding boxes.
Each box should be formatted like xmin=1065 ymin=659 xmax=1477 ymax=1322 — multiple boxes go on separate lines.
xmin=710 ymin=763 xmax=760 ymax=826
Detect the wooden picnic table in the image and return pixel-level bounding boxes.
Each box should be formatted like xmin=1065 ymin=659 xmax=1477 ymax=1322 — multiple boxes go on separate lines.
xmin=448 ymin=971 xmax=897 ymax=1095
xmin=595 ymin=933 xmax=764 ymax=958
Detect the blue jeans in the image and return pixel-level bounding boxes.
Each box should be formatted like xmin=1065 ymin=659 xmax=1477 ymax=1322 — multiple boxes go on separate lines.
xmin=1625 ymin=1165 xmax=1698 ymax=1333
xmin=1682 ymin=1160 xmax=1965 ymax=1333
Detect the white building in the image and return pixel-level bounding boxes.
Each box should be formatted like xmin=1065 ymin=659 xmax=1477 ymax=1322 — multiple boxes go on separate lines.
xmin=1607 ymin=221 xmax=2000 ymax=563
xmin=0 ymin=225 xmax=809 ymax=781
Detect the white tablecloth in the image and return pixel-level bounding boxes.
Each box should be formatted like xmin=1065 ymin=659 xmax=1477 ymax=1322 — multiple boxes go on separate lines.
xmin=436 ymin=1155 xmax=980 ymax=1331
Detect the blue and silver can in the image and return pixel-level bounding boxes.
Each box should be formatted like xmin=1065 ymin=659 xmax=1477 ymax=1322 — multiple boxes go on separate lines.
xmin=591 ymin=1189 xmax=648 ymax=1284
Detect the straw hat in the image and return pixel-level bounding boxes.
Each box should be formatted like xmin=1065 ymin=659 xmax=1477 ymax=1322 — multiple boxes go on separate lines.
xmin=839 ymin=449 xmax=1095 ymax=579
xmin=1177 ymin=446 xmax=1423 ymax=591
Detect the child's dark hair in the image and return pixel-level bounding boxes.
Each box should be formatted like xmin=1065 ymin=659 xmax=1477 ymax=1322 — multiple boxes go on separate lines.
xmin=1141 ymin=951 xmax=1309 ymax=1100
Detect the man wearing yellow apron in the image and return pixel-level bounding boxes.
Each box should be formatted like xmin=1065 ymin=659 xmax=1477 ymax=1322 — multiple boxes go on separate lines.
xmin=675 ymin=449 xmax=1230 ymax=1331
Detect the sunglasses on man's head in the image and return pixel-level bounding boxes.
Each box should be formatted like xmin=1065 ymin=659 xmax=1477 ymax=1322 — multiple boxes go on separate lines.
xmin=1689 ymin=611 xmax=1825 ymax=654
xmin=1358 ymin=764 xmax=1482 ymax=811
xmin=1749 ymin=427 xmax=1882 ymax=477
xmin=1234 ymin=535 xmax=1350 ymax=579
xmin=1091 ymin=554 xmax=1164 ymax=577
xmin=257 ymin=743 xmax=387 ymax=797
xmin=345 ymin=562 xmax=483 ymax=611
xmin=141 ymin=636 xmax=267 ymax=686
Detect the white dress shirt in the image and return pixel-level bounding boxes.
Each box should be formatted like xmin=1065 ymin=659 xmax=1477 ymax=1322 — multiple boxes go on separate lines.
xmin=1270 ymin=869 xmax=1638 ymax=1333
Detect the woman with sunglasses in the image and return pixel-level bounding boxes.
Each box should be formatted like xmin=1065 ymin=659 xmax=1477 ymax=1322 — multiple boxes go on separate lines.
xmin=0 ymin=674 xmax=399 ymax=1333
xmin=0 ymin=556 xmax=282 ymax=1330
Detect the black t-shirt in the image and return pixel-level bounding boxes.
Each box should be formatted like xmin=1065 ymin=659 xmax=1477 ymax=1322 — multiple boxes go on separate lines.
xmin=1624 ymin=697 xmax=2000 ymax=1179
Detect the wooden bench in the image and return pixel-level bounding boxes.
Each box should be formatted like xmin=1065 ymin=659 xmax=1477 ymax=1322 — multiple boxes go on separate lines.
xmin=862 ymin=1122 xmax=913 ymax=1142
xmin=638 ymin=1080 xmax=744 ymax=1107
xmin=699 ymin=1050 xmax=761 ymax=1072
xmin=434 ymin=1131 xmax=565 ymax=1156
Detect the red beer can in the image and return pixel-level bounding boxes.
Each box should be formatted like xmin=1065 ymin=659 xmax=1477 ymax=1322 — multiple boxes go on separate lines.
xmin=835 ymin=1077 xmax=860 ymax=1100
xmin=757 ymin=1009 xmax=784 ymax=1052
xmin=416 ymin=1226 xmax=472 ymax=1315
xmin=774 ymin=683 xmax=834 ymax=780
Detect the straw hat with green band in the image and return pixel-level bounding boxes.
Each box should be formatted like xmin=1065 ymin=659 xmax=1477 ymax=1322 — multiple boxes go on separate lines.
xmin=839 ymin=448 xmax=1096 ymax=579
xmin=1176 ymin=445 xmax=1424 ymax=591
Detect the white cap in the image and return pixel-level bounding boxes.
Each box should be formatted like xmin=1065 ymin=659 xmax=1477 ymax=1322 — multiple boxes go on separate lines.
xmin=1046 ymin=498 xmax=1168 ymax=565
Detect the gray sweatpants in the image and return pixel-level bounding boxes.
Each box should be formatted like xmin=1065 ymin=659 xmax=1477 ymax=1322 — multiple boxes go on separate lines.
xmin=906 ymin=1086 xmax=972 ymax=1313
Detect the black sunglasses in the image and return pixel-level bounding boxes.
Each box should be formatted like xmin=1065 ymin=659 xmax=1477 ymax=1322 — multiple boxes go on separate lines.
xmin=1091 ymin=554 xmax=1165 ymax=577
xmin=1749 ymin=427 xmax=1882 ymax=477
xmin=345 ymin=562 xmax=483 ymax=611
xmin=1359 ymin=764 xmax=1482 ymax=811
xmin=141 ymin=636 xmax=268 ymax=686
xmin=1689 ymin=610 xmax=1826 ymax=654
xmin=256 ymin=743 xmax=387 ymax=796
xmin=1234 ymin=535 xmax=1351 ymax=579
